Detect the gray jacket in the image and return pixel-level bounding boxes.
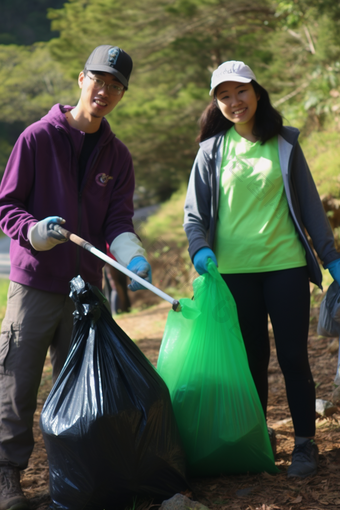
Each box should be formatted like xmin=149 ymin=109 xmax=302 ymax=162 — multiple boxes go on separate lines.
xmin=184 ymin=126 xmax=340 ymax=288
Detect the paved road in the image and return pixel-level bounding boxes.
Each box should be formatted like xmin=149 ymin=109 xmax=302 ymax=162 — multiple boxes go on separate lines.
xmin=0 ymin=204 xmax=160 ymax=279
xmin=0 ymin=235 xmax=10 ymax=279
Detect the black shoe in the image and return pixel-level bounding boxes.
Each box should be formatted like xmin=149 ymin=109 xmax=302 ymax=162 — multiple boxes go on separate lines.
xmin=287 ymin=439 xmax=319 ymax=479
xmin=267 ymin=426 xmax=277 ymax=458
xmin=0 ymin=466 xmax=29 ymax=510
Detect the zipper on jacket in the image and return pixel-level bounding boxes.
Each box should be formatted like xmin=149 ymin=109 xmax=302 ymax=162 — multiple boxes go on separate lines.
xmin=57 ymin=121 xmax=108 ymax=279
xmin=75 ymin=148 xmax=103 ymax=277
xmin=76 ymin=190 xmax=82 ymax=277
xmin=80 ymin=149 xmax=101 ymax=195
xmin=56 ymin=125 xmax=82 ymax=278
xmin=208 ymin=134 xmax=224 ymax=249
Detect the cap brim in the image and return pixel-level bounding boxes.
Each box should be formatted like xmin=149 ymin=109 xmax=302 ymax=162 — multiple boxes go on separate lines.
xmin=85 ymin=64 xmax=129 ymax=89
xmin=209 ymin=75 xmax=252 ymax=96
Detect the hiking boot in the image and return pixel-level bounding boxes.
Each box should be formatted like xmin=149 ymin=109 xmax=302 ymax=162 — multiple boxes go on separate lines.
xmin=0 ymin=466 xmax=29 ymax=510
xmin=267 ymin=426 xmax=277 ymax=458
xmin=287 ymin=439 xmax=319 ymax=479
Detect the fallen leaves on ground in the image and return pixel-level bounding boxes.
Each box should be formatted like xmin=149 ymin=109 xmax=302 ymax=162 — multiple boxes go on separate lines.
xmin=23 ymin=287 xmax=340 ymax=510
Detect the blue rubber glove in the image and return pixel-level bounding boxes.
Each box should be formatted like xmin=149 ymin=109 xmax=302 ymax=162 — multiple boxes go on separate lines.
xmin=127 ymin=256 xmax=152 ymax=291
xmin=193 ymin=247 xmax=218 ymax=275
xmin=325 ymin=259 xmax=340 ymax=286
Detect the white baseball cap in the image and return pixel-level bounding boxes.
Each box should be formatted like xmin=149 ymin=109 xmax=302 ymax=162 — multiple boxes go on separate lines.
xmin=209 ymin=60 xmax=257 ymax=96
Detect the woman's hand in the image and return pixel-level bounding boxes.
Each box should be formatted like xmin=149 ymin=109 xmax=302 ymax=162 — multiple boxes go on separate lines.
xmin=193 ymin=247 xmax=218 ymax=275
xmin=325 ymin=259 xmax=340 ymax=286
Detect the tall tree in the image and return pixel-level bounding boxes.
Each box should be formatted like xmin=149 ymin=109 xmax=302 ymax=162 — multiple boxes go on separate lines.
xmin=0 ymin=0 xmax=65 ymax=45
xmin=48 ymin=0 xmax=275 ymax=201
xmin=0 ymin=43 xmax=76 ymax=177
xmin=1 ymin=0 xmax=339 ymax=201
xmin=259 ymin=1 xmax=340 ymax=133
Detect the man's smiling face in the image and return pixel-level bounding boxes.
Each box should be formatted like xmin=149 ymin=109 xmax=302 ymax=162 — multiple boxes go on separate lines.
xmin=77 ymin=70 xmax=125 ymax=120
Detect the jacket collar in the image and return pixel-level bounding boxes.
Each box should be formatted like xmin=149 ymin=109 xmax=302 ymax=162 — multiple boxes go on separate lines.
xmin=40 ymin=104 xmax=115 ymax=147
xmin=199 ymin=130 xmax=225 ymax=154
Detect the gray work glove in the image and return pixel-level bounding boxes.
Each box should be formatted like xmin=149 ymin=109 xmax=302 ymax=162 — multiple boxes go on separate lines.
xmin=28 ymin=216 xmax=68 ymax=251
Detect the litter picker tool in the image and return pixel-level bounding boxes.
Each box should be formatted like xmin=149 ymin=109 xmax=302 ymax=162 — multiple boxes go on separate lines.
xmin=49 ymin=224 xmax=181 ymax=311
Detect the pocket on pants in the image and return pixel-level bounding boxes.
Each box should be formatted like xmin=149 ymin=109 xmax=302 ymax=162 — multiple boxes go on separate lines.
xmin=0 ymin=320 xmax=20 ymax=374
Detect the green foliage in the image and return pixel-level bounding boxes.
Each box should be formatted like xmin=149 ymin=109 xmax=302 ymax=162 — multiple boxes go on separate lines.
xmin=0 ymin=279 xmax=9 ymax=328
xmin=261 ymin=0 xmax=340 ymax=133
xmin=301 ymin=130 xmax=340 ymax=197
xmin=0 ymin=139 xmax=13 ymax=179
xmin=134 ymin=185 xmax=194 ymax=296
xmin=137 ymin=184 xmax=188 ymax=242
xmin=0 ymin=44 xmax=77 ymax=125
xmin=47 ymin=0 xmax=275 ymax=200
xmin=309 ymin=0 xmax=340 ymax=20
xmin=0 ymin=43 xmax=77 ymax=179
xmin=275 ymin=0 xmax=310 ymax=28
xmin=0 ymin=120 xmax=27 ymax=179
xmin=0 ymin=0 xmax=339 ymax=203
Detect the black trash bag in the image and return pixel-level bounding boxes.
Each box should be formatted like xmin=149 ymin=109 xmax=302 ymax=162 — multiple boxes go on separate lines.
xmin=40 ymin=276 xmax=188 ymax=510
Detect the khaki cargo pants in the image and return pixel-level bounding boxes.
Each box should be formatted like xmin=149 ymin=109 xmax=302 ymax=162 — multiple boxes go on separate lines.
xmin=0 ymin=282 xmax=75 ymax=469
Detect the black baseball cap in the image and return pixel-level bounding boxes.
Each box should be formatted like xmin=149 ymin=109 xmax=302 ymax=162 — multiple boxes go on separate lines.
xmin=84 ymin=45 xmax=133 ymax=89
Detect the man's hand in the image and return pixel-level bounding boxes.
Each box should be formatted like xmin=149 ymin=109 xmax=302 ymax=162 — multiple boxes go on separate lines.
xmin=127 ymin=256 xmax=152 ymax=291
xmin=28 ymin=216 xmax=68 ymax=251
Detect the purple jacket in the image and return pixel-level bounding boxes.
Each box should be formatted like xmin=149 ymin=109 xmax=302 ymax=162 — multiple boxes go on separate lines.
xmin=0 ymin=104 xmax=136 ymax=294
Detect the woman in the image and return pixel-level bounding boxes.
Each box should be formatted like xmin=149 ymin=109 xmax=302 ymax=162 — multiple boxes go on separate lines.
xmin=183 ymin=60 xmax=340 ymax=478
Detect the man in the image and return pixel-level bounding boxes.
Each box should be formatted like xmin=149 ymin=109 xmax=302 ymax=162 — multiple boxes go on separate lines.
xmin=0 ymin=44 xmax=151 ymax=510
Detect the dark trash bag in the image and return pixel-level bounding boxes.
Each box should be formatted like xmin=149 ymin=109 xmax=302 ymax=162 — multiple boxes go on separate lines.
xmin=40 ymin=276 xmax=188 ymax=510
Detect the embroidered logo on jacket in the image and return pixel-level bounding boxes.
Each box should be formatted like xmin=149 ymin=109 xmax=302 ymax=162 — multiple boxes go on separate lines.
xmin=95 ymin=173 xmax=113 ymax=187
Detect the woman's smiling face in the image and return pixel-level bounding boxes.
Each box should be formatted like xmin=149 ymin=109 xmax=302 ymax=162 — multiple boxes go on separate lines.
xmin=215 ymin=81 xmax=260 ymax=136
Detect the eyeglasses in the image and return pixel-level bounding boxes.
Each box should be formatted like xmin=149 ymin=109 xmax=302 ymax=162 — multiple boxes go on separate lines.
xmin=86 ymin=73 xmax=124 ymax=96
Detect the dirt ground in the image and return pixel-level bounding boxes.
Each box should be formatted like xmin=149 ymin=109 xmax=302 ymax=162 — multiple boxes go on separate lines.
xmin=22 ymin=285 xmax=340 ymax=510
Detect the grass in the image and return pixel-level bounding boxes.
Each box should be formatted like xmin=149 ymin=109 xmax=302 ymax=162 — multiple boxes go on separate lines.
xmin=135 ymin=184 xmax=189 ymax=260
xmin=0 ymin=278 xmax=9 ymax=327
xmin=301 ymin=130 xmax=340 ymax=197
xmin=136 ymin=184 xmax=187 ymax=243
xmin=134 ymin=185 xmax=194 ymax=299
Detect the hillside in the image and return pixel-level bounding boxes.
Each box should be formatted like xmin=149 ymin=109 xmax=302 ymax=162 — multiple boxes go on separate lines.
xmin=129 ymin=172 xmax=336 ymax=311
xmin=3 ymin=169 xmax=340 ymax=510
xmin=22 ymin=281 xmax=340 ymax=510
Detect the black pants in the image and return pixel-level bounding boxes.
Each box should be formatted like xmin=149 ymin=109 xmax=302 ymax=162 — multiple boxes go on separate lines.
xmin=222 ymin=266 xmax=315 ymax=437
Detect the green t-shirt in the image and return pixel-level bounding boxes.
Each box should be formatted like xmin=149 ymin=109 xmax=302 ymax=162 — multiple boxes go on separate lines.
xmin=214 ymin=127 xmax=306 ymax=273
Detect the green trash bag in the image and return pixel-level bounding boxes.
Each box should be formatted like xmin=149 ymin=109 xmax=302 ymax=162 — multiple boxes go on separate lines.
xmin=157 ymin=260 xmax=278 ymax=477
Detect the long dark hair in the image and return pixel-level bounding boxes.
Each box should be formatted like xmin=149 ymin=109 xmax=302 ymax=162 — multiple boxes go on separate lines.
xmin=197 ymin=80 xmax=283 ymax=144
